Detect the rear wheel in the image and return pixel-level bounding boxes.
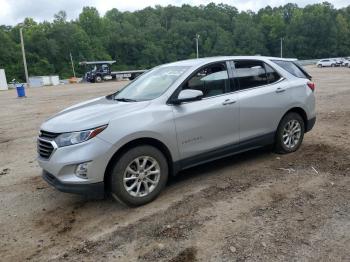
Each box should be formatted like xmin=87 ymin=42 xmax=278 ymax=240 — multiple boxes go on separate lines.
xmin=109 ymin=145 xmax=168 ymax=206
xmin=275 ymin=112 xmax=305 ymax=154
xmin=331 ymin=64 xmax=335 ymax=67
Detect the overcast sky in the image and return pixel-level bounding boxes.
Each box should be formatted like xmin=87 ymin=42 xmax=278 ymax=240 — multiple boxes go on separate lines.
xmin=0 ymin=0 xmax=348 ymax=25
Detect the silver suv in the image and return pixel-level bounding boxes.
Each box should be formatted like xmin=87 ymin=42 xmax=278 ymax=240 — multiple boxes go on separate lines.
xmin=38 ymin=56 xmax=316 ymax=206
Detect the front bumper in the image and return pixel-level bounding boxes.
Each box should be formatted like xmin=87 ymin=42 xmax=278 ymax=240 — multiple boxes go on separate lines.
xmin=42 ymin=170 xmax=104 ymax=198
xmin=37 ymin=136 xmax=114 ymax=198
xmin=37 ymin=137 xmax=112 ymax=182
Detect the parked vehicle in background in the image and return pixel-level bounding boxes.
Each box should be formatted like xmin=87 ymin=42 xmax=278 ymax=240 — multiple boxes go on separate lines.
xmin=316 ymin=59 xmax=336 ymax=67
xmin=334 ymin=58 xmax=343 ymax=67
xmin=80 ymin=61 xmax=146 ymax=83
xmin=342 ymin=58 xmax=350 ymax=67
xmin=38 ymin=56 xmax=316 ymax=206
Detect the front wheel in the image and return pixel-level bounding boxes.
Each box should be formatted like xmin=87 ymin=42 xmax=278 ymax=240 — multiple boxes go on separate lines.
xmin=95 ymin=75 xmax=103 ymax=83
xmin=275 ymin=112 xmax=305 ymax=154
xmin=109 ymin=145 xmax=168 ymax=206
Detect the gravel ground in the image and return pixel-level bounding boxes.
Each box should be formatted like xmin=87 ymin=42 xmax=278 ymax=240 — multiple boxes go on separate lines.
xmin=0 ymin=67 xmax=349 ymax=261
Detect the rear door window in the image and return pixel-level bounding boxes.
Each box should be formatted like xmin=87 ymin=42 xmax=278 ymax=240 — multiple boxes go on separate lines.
xmin=264 ymin=63 xmax=281 ymax=84
xmin=232 ymin=60 xmax=268 ymax=90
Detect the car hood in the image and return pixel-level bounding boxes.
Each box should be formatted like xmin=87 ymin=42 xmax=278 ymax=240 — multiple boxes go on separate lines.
xmin=41 ymin=96 xmax=151 ymax=133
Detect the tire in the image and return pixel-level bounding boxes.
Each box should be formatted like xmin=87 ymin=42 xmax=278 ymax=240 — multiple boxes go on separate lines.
xmin=95 ymin=75 xmax=103 ymax=83
xmin=109 ymin=145 xmax=168 ymax=206
xmin=331 ymin=64 xmax=335 ymax=67
xmin=317 ymin=64 xmax=322 ymax=68
xmin=275 ymin=112 xmax=305 ymax=154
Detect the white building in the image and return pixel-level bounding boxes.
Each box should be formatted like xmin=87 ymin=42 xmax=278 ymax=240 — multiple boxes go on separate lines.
xmin=0 ymin=69 xmax=8 ymax=91
xmin=29 ymin=75 xmax=60 ymax=87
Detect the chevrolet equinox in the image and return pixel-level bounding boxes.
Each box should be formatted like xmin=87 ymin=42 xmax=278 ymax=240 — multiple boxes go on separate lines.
xmin=38 ymin=56 xmax=316 ymax=206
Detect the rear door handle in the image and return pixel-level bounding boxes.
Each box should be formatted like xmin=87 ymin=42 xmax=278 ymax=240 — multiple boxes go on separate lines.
xmin=276 ymin=87 xmax=286 ymax=93
xmin=222 ymin=99 xmax=236 ymax=105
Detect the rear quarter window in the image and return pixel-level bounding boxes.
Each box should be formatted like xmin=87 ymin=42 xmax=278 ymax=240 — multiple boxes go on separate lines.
xmin=272 ymin=60 xmax=309 ymax=79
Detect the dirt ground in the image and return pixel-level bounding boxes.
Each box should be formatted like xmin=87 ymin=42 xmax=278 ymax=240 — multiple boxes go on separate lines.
xmin=0 ymin=66 xmax=349 ymax=261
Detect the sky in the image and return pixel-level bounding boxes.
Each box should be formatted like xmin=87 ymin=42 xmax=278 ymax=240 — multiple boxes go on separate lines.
xmin=0 ymin=0 xmax=349 ymax=25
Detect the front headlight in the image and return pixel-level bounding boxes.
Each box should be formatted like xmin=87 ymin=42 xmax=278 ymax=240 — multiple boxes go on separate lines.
xmin=55 ymin=125 xmax=107 ymax=147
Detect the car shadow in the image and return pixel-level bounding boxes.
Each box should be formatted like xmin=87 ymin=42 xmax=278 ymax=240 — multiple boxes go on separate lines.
xmin=168 ymin=146 xmax=274 ymax=186
xmin=66 ymin=147 xmax=275 ymax=209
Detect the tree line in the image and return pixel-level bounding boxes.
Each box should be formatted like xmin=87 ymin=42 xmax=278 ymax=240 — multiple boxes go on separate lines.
xmin=0 ymin=2 xmax=349 ymax=81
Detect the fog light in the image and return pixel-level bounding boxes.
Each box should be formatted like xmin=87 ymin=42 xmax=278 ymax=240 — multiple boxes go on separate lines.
xmin=75 ymin=162 xmax=89 ymax=179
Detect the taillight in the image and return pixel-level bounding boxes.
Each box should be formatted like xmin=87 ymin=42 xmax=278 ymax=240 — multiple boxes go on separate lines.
xmin=307 ymin=81 xmax=315 ymax=91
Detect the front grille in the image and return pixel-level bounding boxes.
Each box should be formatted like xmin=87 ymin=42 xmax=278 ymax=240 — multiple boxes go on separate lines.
xmin=37 ymin=138 xmax=54 ymax=159
xmin=37 ymin=130 xmax=59 ymax=159
xmin=39 ymin=130 xmax=59 ymax=140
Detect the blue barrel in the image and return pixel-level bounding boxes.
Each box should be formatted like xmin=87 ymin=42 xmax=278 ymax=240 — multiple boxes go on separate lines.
xmin=16 ymin=84 xmax=26 ymax=98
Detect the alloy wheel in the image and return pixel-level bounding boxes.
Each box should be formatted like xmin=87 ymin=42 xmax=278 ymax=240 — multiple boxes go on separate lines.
xmin=123 ymin=156 xmax=160 ymax=197
xmin=282 ymin=120 xmax=302 ymax=149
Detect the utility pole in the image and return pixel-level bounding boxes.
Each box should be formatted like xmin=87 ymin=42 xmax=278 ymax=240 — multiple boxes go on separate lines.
xmin=20 ymin=27 xmax=29 ymax=87
xmin=280 ymin=37 xmax=283 ymax=58
xmin=194 ymin=34 xmax=200 ymax=58
xmin=70 ymin=52 xmax=76 ymax=78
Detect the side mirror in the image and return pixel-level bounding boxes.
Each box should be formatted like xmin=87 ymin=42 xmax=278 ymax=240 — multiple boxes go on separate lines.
xmin=171 ymin=89 xmax=203 ymax=104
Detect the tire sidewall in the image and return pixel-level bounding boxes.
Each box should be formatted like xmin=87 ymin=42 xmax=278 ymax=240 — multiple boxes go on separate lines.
xmin=110 ymin=146 xmax=168 ymax=206
xmin=276 ymin=113 xmax=305 ymax=153
xmin=95 ymin=76 xmax=102 ymax=82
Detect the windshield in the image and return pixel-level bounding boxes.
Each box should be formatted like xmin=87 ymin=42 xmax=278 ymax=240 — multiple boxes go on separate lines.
xmin=114 ymin=66 xmax=190 ymax=101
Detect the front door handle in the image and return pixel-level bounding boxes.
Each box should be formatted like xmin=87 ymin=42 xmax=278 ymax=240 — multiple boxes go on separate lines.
xmin=276 ymin=87 xmax=286 ymax=93
xmin=222 ymin=99 xmax=236 ymax=105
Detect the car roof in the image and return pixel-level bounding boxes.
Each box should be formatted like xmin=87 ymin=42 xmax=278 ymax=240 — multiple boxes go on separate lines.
xmin=162 ymin=56 xmax=298 ymax=68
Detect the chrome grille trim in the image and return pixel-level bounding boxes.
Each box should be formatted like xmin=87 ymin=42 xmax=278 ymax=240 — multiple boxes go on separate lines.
xmin=37 ymin=130 xmax=59 ymax=160
xmin=39 ymin=130 xmax=59 ymax=139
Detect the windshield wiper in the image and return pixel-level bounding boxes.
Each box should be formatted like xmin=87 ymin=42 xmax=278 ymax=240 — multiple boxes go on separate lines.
xmin=114 ymin=97 xmax=138 ymax=102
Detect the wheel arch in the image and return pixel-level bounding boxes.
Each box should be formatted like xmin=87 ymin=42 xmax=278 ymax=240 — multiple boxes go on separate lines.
xmin=280 ymin=107 xmax=308 ymax=130
xmin=104 ymin=137 xmax=174 ymax=190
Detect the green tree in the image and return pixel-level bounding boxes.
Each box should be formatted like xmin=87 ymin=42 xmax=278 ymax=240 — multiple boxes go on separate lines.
xmin=0 ymin=2 xmax=349 ymax=81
